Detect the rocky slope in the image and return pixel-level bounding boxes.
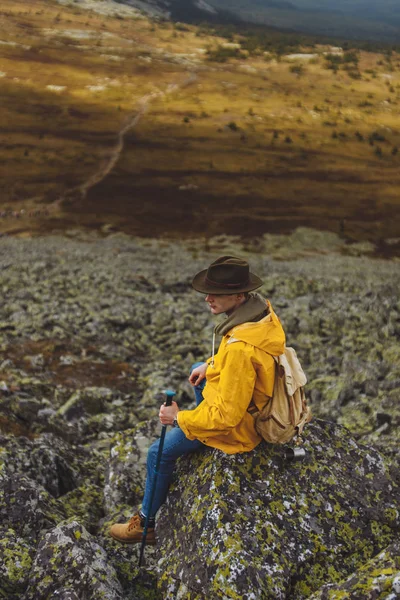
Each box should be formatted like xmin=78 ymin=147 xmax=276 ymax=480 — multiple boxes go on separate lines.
xmin=0 ymin=228 xmax=399 ymax=598
xmin=57 ymin=0 xmax=224 ymax=21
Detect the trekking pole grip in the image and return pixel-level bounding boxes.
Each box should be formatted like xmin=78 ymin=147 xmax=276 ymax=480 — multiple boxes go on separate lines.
xmin=164 ymin=389 xmax=176 ymax=407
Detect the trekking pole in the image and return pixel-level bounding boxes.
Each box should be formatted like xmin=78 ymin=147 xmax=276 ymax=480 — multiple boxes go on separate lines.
xmin=138 ymin=389 xmax=176 ymax=568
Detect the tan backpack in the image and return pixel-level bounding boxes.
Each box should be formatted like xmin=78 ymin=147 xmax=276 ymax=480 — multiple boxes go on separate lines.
xmin=248 ymin=347 xmax=312 ymax=445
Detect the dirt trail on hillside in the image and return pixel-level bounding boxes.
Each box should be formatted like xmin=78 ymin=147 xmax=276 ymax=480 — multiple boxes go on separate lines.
xmin=51 ymin=72 xmax=197 ymax=209
xmin=78 ymin=95 xmax=152 ymax=200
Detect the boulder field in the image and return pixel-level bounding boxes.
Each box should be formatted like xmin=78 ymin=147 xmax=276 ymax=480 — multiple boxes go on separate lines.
xmin=0 ymin=229 xmax=399 ymax=598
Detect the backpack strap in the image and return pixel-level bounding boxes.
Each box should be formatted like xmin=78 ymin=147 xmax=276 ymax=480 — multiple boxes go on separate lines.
xmin=247 ymin=400 xmax=260 ymax=416
xmin=247 ymin=352 xmax=277 ymax=416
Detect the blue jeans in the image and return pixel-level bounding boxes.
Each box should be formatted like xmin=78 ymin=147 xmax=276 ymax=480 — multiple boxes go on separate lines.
xmin=141 ymin=363 xmax=206 ymax=518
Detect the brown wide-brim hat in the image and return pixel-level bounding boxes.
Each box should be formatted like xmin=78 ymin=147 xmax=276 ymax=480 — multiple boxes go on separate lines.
xmin=192 ymin=256 xmax=263 ymax=294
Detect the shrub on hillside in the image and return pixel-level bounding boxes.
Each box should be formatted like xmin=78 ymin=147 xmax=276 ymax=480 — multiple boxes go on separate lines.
xmin=206 ymin=45 xmax=246 ymax=63
xmin=174 ymin=22 xmax=190 ymax=31
xmin=343 ymin=51 xmax=359 ymax=65
xmin=369 ymin=131 xmax=386 ymax=143
xmin=290 ymin=64 xmax=305 ymax=76
xmin=325 ymin=54 xmax=342 ymax=71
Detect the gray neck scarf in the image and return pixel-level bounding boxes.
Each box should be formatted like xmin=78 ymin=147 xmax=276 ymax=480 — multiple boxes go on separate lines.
xmin=214 ymin=292 xmax=268 ymax=337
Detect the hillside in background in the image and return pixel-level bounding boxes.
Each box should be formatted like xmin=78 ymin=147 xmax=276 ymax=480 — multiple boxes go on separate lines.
xmin=0 ymin=0 xmax=400 ymax=256
xmin=208 ymin=0 xmax=400 ymax=42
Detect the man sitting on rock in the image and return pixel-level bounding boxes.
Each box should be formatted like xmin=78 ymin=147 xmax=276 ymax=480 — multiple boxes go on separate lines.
xmin=109 ymin=256 xmax=286 ymax=543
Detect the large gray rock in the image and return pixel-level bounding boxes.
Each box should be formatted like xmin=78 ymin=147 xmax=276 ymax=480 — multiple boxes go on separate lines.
xmin=0 ymin=472 xmax=66 ymax=542
xmin=0 ymin=432 xmax=105 ymax=536
xmin=24 ymin=521 xmax=123 ymax=600
xmin=0 ymin=433 xmax=81 ymax=497
xmin=155 ymin=420 xmax=400 ymax=599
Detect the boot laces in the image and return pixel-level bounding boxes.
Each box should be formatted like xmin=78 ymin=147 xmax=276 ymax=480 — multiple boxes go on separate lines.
xmin=127 ymin=513 xmax=141 ymax=532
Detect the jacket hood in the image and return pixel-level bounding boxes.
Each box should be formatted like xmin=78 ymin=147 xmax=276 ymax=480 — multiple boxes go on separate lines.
xmin=227 ymin=301 xmax=285 ymax=356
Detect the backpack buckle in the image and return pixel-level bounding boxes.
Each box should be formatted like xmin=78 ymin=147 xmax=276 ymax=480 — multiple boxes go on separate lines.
xmin=294 ymin=433 xmax=304 ymax=446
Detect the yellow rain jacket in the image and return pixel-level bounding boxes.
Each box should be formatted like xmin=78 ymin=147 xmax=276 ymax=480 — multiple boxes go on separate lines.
xmin=177 ymin=302 xmax=286 ymax=454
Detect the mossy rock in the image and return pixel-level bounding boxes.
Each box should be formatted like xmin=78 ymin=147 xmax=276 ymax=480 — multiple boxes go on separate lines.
xmin=155 ymin=420 xmax=400 ymax=599
xmin=0 ymin=432 xmax=100 ymax=498
xmin=24 ymin=521 xmax=123 ymax=600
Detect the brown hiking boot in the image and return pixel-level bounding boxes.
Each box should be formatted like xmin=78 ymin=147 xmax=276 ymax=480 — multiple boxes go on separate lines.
xmin=109 ymin=512 xmax=156 ymax=544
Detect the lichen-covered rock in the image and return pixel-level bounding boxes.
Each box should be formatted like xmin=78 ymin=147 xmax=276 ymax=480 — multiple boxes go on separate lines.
xmin=57 ymin=387 xmax=114 ymax=417
xmin=0 ymin=396 xmax=44 ymax=431
xmin=0 ymin=431 xmax=108 ymax=527
xmin=0 ymin=528 xmax=35 ymax=599
xmin=155 ymin=420 xmax=400 ymax=599
xmin=24 ymin=521 xmax=123 ymax=600
xmin=309 ymin=541 xmax=400 ymax=599
xmin=59 ymin=484 xmax=104 ymax=532
xmin=0 ymin=433 xmax=81 ymax=497
xmin=0 ymin=472 xmax=66 ymax=541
